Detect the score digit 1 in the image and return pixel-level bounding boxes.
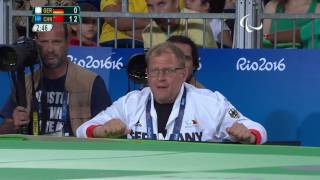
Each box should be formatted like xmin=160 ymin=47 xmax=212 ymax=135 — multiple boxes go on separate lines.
xmin=68 ymin=15 xmax=79 ymax=23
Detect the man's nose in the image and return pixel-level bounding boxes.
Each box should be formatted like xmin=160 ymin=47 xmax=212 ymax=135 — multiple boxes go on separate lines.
xmin=157 ymin=70 xmax=166 ymax=80
xmin=47 ymin=43 xmax=54 ymax=52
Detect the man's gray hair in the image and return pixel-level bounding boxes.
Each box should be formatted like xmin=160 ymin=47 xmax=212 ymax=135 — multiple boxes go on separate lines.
xmin=146 ymin=42 xmax=186 ymax=67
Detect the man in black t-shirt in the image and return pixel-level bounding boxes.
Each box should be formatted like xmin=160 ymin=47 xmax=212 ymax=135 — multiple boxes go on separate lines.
xmin=0 ymin=23 xmax=112 ymax=136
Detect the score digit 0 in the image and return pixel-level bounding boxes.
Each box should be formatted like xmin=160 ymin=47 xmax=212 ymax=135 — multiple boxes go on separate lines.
xmin=73 ymin=6 xmax=78 ymax=14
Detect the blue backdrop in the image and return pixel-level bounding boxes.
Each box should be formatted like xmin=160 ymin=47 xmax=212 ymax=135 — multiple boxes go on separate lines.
xmin=0 ymin=47 xmax=319 ymax=146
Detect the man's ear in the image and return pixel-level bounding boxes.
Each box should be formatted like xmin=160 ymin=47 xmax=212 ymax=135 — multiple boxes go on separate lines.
xmin=34 ymin=36 xmax=40 ymax=45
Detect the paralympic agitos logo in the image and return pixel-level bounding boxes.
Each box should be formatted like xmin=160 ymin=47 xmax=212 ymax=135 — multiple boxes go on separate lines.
xmin=240 ymin=14 xmax=263 ymax=33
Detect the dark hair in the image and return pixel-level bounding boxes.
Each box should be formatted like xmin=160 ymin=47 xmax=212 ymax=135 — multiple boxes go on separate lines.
xmin=203 ymin=0 xmax=226 ymax=13
xmin=80 ymin=3 xmax=98 ymax=24
xmin=167 ymin=35 xmax=199 ymax=71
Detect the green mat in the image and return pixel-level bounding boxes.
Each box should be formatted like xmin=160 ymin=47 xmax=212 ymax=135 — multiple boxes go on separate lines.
xmin=0 ymin=135 xmax=319 ymax=180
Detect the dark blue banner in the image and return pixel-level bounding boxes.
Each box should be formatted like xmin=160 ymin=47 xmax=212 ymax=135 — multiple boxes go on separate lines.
xmin=197 ymin=49 xmax=320 ymax=146
xmin=0 ymin=48 xmax=319 ymax=146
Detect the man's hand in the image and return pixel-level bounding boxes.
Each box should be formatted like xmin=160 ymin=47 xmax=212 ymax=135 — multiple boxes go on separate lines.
xmin=226 ymin=122 xmax=256 ymax=144
xmin=12 ymin=106 xmax=30 ymax=128
xmin=93 ymin=119 xmax=130 ymax=138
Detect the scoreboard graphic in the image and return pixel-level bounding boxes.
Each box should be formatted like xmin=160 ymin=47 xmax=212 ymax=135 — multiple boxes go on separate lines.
xmin=32 ymin=6 xmax=80 ymax=32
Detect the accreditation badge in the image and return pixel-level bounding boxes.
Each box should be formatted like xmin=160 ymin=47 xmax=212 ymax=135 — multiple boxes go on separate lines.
xmin=228 ymin=108 xmax=240 ymax=119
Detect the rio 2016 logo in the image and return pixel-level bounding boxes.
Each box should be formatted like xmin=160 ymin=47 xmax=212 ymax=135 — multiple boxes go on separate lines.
xmin=240 ymin=14 xmax=263 ymax=33
xmin=236 ymin=57 xmax=286 ymax=71
xmin=67 ymin=54 xmax=124 ymax=70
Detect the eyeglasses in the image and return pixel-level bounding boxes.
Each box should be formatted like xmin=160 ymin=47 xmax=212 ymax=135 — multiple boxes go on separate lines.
xmin=148 ymin=67 xmax=185 ymax=77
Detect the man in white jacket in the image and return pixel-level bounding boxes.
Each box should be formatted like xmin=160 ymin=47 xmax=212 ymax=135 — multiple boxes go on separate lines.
xmin=77 ymin=42 xmax=267 ymax=144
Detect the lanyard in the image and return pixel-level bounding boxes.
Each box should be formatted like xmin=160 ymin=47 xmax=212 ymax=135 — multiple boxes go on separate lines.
xmin=146 ymin=86 xmax=187 ymax=141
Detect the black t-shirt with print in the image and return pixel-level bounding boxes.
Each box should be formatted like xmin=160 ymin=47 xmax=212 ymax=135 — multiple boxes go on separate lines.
xmin=36 ymin=75 xmax=71 ymax=136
